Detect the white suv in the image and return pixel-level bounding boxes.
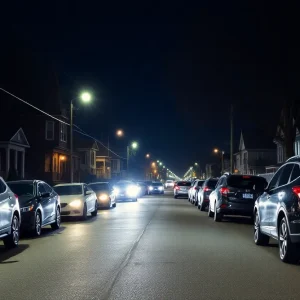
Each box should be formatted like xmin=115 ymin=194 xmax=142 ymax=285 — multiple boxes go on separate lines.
xmin=0 ymin=177 xmax=21 ymax=248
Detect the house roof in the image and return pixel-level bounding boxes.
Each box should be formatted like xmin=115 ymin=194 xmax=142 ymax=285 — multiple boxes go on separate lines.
xmin=241 ymin=129 xmax=275 ymax=150
xmin=0 ymin=122 xmax=30 ymax=147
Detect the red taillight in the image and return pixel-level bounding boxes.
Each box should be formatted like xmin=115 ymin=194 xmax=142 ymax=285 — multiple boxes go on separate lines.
xmin=292 ymin=186 xmax=300 ymax=198
xmin=220 ymin=204 xmax=227 ymax=208
xmin=175 ymin=186 xmax=180 ymax=190
xmin=243 ymin=175 xmax=251 ymax=179
xmin=14 ymin=194 xmax=19 ymax=201
xmin=203 ymin=186 xmax=211 ymax=192
xmin=220 ymin=187 xmax=229 ymax=195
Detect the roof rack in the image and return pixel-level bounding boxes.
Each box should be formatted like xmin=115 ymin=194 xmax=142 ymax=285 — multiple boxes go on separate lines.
xmin=286 ymin=155 xmax=300 ymax=162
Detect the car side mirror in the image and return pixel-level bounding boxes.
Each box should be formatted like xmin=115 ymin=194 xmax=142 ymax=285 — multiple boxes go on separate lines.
xmin=85 ymin=190 xmax=92 ymax=195
xmin=41 ymin=192 xmax=50 ymax=198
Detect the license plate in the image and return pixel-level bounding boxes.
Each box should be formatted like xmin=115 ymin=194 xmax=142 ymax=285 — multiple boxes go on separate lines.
xmin=243 ymin=193 xmax=253 ymax=199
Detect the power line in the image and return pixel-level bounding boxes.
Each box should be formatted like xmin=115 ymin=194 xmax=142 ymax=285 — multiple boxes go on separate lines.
xmin=0 ymin=87 xmax=126 ymax=159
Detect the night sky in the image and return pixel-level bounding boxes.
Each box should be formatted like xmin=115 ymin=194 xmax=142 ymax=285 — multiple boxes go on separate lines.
xmin=1 ymin=1 xmax=298 ymax=176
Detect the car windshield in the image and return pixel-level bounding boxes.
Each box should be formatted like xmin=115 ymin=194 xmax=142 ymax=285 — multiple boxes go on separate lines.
xmin=166 ymin=180 xmax=173 ymax=183
xmin=152 ymin=183 xmax=163 ymax=186
xmin=89 ymin=183 xmax=109 ymax=191
xmin=207 ymin=180 xmax=218 ymax=188
xmin=227 ymin=176 xmax=267 ymax=190
xmin=7 ymin=182 xmax=34 ymax=197
xmin=177 ymin=181 xmax=191 ymax=186
xmin=54 ymin=185 xmax=82 ymax=195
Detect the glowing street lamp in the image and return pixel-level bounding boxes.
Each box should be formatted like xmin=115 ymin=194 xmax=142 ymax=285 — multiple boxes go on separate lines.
xmin=213 ymin=148 xmax=225 ymax=174
xmin=146 ymin=153 xmax=150 ymax=158
xmin=132 ymin=142 xmax=138 ymax=149
xmin=127 ymin=141 xmax=138 ymax=173
xmin=70 ymin=91 xmax=92 ymax=182
xmin=159 ymin=162 xmax=162 ymax=166
xmin=116 ymin=129 xmax=124 ymax=137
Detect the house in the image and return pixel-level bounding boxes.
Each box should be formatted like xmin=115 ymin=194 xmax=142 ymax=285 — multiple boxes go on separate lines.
xmin=234 ymin=129 xmax=276 ymax=175
xmin=96 ymin=142 xmax=111 ymax=180
xmin=75 ymin=134 xmax=98 ymax=182
xmin=0 ymin=125 xmax=30 ymax=180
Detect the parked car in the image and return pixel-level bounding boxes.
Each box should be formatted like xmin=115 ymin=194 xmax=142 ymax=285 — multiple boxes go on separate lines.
xmin=113 ymin=181 xmax=139 ymax=202
xmin=165 ymin=180 xmax=174 ymax=189
xmin=208 ymin=174 xmax=267 ymax=222
xmin=88 ymin=182 xmax=116 ymax=209
xmin=0 ymin=177 xmax=21 ymax=248
xmin=7 ymin=180 xmax=61 ymax=236
xmin=254 ymin=156 xmax=300 ymax=263
xmin=174 ymin=181 xmax=192 ymax=198
xmin=149 ymin=182 xmax=164 ymax=194
xmin=197 ymin=178 xmax=218 ymax=211
xmin=189 ymin=180 xmax=205 ymax=205
xmin=54 ymin=183 xmax=97 ymax=220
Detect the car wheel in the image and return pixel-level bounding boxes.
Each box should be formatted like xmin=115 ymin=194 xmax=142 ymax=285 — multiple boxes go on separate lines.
xmin=3 ymin=214 xmax=20 ymax=249
xmin=91 ymin=201 xmax=98 ymax=217
xmin=254 ymin=210 xmax=269 ymax=246
xmin=81 ymin=203 xmax=88 ymax=221
xmin=194 ymin=199 xmax=198 ymax=206
xmin=34 ymin=211 xmax=42 ymax=236
xmin=174 ymin=195 xmax=178 ymax=199
xmin=51 ymin=206 xmax=61 ymax=230
xmin=214 ymin=202 xmax=222 ymax=222
xmin=112 ymin=202 xmax=117 ymax=208
xmin=199 ymin=198 xmax=205 ymax=211
xmin=279 ymin=217 xmax=299 ymax=263
xmin=208 ymin=202 xmax=213 ymax=217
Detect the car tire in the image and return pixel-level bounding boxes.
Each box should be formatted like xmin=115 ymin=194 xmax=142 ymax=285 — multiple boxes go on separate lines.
xmin=200 ymin=199 xmax=206 ymax=212
xmin=208 ymin=202 xmax=213 ymax=218
xmin=91 ymin=202 xmax=98 ymax=217
xmin=278 ymin=217 xmax=300 ymax=263
xmin=112 ymin=202 xmax=117 ymax=208
xmin=254 ymin=210 xmax=269 ymax=246
xmin=214 ymin=202 xmax=222 ymax=222
xmin=51 ymin=206 xmax=61 ymax=230
xmin=34 ymin=211 xmax=42 ymax=236
xmin=3 ymin=214 xmax=20 ymax=249
xmin=81 ymin=203 xmax=88 ymax=221
xmin=194 ymin=199 xmax=198 ymax=206
xmin=174 ymin=195 xmax=178 ymax=199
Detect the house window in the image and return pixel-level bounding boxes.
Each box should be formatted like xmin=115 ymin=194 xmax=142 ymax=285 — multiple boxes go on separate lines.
xmin=60 ymin=123 xmax=67 ymax=142
xmin=91 ymin=151 xmax=95 ymax=165
xmin=45 ymin=121 xmax=54 ymax=140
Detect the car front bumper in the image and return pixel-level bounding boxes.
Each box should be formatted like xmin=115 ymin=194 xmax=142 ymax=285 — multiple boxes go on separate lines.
xmin=61 ymin=205 xmax=84 ymax=217
xmin=20 ymin=211 xmax=36 ymax=230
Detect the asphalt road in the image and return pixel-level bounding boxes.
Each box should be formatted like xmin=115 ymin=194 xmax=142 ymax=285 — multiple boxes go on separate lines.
xmin=1 ymin=191 xmax=300 ymax=300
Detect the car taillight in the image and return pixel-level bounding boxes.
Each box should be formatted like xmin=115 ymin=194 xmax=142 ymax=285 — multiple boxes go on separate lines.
xmin=220 ymin=187 xmax=229 ymax=195
xmin=292 ymin=186 xmax=300 ymax=208
xmin=14 ymin=194 xmax=19 ymax=201
xmin=175 ymin=186 xmax=179 ymax=190
xmin=194 ymin=187 xmax=197 ymax=190
xmin=203 ymin=186 xmax=211 ymax=192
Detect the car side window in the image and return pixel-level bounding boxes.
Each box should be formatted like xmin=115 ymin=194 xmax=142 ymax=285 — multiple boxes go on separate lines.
xmin=43 ymin=183 xmax=53 ymax=194
xmin=83 ymin=185 xmax=88 ymax=195
xmin=38 ymin=184 xmax=46 ymax=195
xmin=278 ymin=164 xmax=294 ymax=187
xmin=0 ymin=179 xmax=7 ymax=194
xmin=268 ymin=168 xmax=283 ymax=190
xmin=290 ymin=164 xmax=300 ymax=182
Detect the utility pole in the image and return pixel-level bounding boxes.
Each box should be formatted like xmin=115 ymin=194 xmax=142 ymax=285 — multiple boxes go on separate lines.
xmin=70 ymin=100 xmax=74 ymax=183
xmin=230 ymin=104 xmax=234 ymax=173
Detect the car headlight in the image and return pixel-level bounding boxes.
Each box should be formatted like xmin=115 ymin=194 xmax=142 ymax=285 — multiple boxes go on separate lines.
xmin=21 ymin=205 xmax=34 ymax=213
xmin=69 ymin=199 xmax=82 ymax=208
xmin=99 ymin=194 xmax=109 ymax=201
xmin=149 ymin=186 xmax=154 ymax=191
xmin=127 ymin=185 xmax=139 ymax=196
xmin=159 ymin=186 xmax=163 ymax=190
xmin=114 ymin=188 xmax=120 ymax=196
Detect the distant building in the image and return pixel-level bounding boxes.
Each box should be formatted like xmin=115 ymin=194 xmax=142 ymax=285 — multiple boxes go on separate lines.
xmin=234 ymin=129 xmax=276 ymax=175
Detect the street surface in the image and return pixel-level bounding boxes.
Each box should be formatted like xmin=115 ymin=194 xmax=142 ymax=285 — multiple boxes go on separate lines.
xmin=1 ymin=191 xmax=300 ymax=300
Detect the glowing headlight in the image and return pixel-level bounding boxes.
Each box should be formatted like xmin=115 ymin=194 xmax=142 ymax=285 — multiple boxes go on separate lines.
xmin=158 ymin=186 xmax=163 ymax=191
xmin=99 ymin=194 xmax=109 ymax=201
xmin=127 ymin=185 xmax=139 ymax=196
xmin=114 ymin=188 xmax=120 ymax=195
xmin=21 ymin=205 xmax=34 ymax=213
xmin=149 ymin=186 xmax=154 ymax=191
xmin=69 ymin=199 xmax=82 ymax=208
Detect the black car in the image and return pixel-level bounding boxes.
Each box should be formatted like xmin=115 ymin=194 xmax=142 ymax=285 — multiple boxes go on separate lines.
xmin=254 ymin=156 xmax=300 ymax=263
xmin=7 ymin=180 xmax=61 ymax=236
xmin=88 ymin=182 xmax=116 ymax=209
xmin=197 ymin=178 xmax=218 ymax=211
xmin=208 ymin=173 xmax=267 ymax=222
xmin=149 ymin=182 xmax=164 ymax=194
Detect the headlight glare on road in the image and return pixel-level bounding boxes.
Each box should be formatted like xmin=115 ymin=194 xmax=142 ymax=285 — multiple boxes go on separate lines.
xmin=69 ymin=199 xmax=82 ymax=208
xmin=99 ymin=194 xmax=109 ymax=201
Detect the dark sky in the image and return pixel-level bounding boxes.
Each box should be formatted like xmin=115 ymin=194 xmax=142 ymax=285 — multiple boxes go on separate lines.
xmin=1 ymin=1 xmax=298 ymax=176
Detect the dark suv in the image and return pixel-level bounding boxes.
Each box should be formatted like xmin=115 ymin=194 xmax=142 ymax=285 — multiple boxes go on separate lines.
xmin=208 ymin=173 xmax=267 ymax=222
xmin=254 ymin=156 xmax=300 ymax=263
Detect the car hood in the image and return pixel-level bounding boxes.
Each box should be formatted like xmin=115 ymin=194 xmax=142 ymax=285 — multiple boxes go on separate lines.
xmin=59 ymin=195 xmax=84 ymax=203
xmin=18 ymin=195 xmax=35 ymax=208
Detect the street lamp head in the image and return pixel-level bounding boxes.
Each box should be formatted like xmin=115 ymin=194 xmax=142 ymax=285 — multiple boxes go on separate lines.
xmin=116 ymin=129 xmax=124 ymax=137
xmin=159 ymin=162 xmax=162 ymax=166
xmin=146 ymin=153 xmax=150 ymax=158
xmin=80 ymin=92 xmax=92 ymax=103
xmin=213 ymin=148 xmax=219 ymax=153
xmin=157 ymin=160 xmax=160 ymax=163
xmin=195 ymin=162 xmax=198 ymax=166
xmin=131 ymin=142 xmax=138 ymax=149
xmin=163 ymin=166 xmax=165 ymax=168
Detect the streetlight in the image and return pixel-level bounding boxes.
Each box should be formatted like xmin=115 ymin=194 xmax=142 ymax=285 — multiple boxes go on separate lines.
xmin=146 ymin=153 xmax=150 ymax=158
xmin=70 ymin=91 xmax=92 ymax=183
xmin=195 ymin=162 xmax=198 ymax=166
xmin=157 ymin=160 xmax=160 ymax=163
xmin=213 ymin=148 xmax=225 ymax=174
xmin=159 ymin=162 xmax=162 ymax=166
xmin=116 ymin=129 xmax=124 ymax=137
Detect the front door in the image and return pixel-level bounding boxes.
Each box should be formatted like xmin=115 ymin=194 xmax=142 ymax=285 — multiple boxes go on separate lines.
xmin=37 ymin=183 xmax=52 ymax=224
